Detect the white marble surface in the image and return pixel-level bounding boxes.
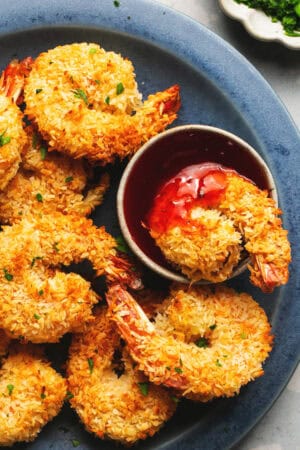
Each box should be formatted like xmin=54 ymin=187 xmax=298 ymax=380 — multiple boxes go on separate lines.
xmin=157 ymin=1 xmax=300 ymax=449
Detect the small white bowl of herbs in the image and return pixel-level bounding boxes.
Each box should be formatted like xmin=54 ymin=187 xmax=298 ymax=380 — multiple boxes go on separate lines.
xmin=219 ymin=0 xmax=300 ymax=49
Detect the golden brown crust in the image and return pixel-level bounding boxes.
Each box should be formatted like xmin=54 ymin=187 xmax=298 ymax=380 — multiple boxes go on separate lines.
xmin=107 ymin=284 xmax=273 ymax=401
xmin=24 ymin=43 xmax=180 ymax=163
xmin=0 ymin=345 xmax=66 ymax=447
xmin=67 ymin=306 xmax=176 ymax=445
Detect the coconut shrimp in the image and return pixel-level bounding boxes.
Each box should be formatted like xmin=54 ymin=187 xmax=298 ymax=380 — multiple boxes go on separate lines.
xmin=107 ymin=284 xmax=273 ymax=401
xmin=0 ymin=126 xmax=110 ymax=224
xmin=0 ymin=57 xmax=32 ymax=190
xmin=0 ymin=94 xmax=27 ymax=190
xmin=67 ymin=306 xmax=176 ymax=445
xmin=147 ymin=163 xmax=290 ymax=292
xmin=24 ymin=42 xmax=180 ymax=163
xmin=0 ymin=212 xmax=141 ymax=343
xmin=0 ymin=344 xmax=66 ymax=447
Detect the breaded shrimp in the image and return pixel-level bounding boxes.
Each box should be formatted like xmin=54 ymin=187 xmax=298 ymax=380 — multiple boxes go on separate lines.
xmin=0 ymin=126 xmax=110 ymax=224
xmin=24 ymin=43 xmax=180 ymax=163
xmin=0 ymin=212 xmax=141 ymax=343
xmin=0 ymin=344 xmax=66 ymax=447
xmin=151 ymin=208 xmax=243 ymax=282
xmin=217 ymin=172 xmax=291 ymax=292
xmin=147 ymin=163 xmax=290 ymax=291
xmin=67 ymin=306 xmax=176 ymax=445
xmin=107 ymin=284 xmax=273 ymax=401
xmin=0 ymin=94 xmax=27 ymax=190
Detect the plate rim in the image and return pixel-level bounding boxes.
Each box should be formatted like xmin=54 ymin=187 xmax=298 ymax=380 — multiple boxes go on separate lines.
xmin=0 ymin=1 xmax=299 ymax=449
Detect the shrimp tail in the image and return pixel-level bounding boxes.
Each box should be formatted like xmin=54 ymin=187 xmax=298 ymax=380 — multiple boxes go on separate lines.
xmin=106 ymin=284 xmax=154 ymax=349
xmin=251 ymin=255 xmax=289 ymax=293
xmin=0 ymin=57 xmax=33 ymax=104
xmin=106 ymin=254 xmax=144 ymax=291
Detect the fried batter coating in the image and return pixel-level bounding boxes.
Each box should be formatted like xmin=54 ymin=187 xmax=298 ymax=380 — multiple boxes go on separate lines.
xmin=24 ymin=43 xmax=180 ymax=163
xmin=0 ymin=345 xmax=66 ymax=447
xmin=0 ymin=127 xmax=110 ymax=224
xmin=67 ymin=306 xmax=176 ymax=445
xmin=0 ymin=329 xmax=10 ymax=359
xmin=0 ymin=94 xmax=27 ymax=190
xmin=218 ymin=173 xmax=291 ymax=292
xmin=107 ymin=284 xmax=273 ymax=401
xmin=0 ymin=212 xmax=140 ymax=343
xmin=152 ymin=208 xmax=242 ymax=282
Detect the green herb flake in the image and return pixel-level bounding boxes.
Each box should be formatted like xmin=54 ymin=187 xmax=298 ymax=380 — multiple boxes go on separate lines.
xmin=174 ymin=367 xmax=183 ymax=374
xmin=0 ymin=131 xmax=11 ymax=147
xmin=105 ymin=95 xmax=110 ymax=105
xmin=35 ymin=88 xmax=43 ymax=94
xmin=40 ymin=146 xmax=47 ymax=160
xmin=53 ymin=242 xmax=59 ymax=253
xmin=87 ymin=357 xmax=94 ymax=374
xmin=195 ymin=337 xmax=209 ymax=348
xmin=7 ymin=384 xmax=14 ymax=396
xmin=89 ymin=47 xmax=97 ymax=55
xmin=72 ymin=88 xmax=88 ymax=105
xmin=31 ymin=256 xmax=43 ymax=267
xmin=3 ymin=269 xmax=13 ymax=281
xmin=216 ymin=359 xmax=222 ymax=367
xmin=94 ymin=79 xmax=100 ymax=85
xmin=240 ymin=332 xmax=247 ymax=339
xmin=138 ymin=382 xmax=149 ymax=396
xmin=38 ymin=289 xmax=44 ymax=296
xmin=209 ymin=324 xmax=217 ymax=330
xmin=71 ymin=440 xmax=80 ymax=448
xmin=36 ymin=193 xmax=43 ymax=203
xmin=32 ymin=133 xmax=39 ymax=148
xmin=116 ymin=82 xmax=124 ymax=95
xmin=41 ymin=392 xmax=46 ymax=399
xmin=115 ymin=235 xmax=130 ymax=254
xmin=65 ymin=176 xmax=74 ymax=183
xmin=114 ymin=0 xmax=120 ymax=6
xmin=34 ymin=313 xmax=41 ymax=320
xmin=65 ymin=390 xmax=74 ymax=401
xmin=171 ymin=395 xmax=180 ymax=404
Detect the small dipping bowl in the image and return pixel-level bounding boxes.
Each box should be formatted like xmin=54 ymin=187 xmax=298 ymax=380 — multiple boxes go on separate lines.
xmin=117 ymin=124 xmax=277 ymax=283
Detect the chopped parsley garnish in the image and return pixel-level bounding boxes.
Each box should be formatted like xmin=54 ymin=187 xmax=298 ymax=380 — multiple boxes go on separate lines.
xmin=7 ymin=384 xmax=14 ymax=396
xmin=138 ymin=382 xmax=149 ymax=396
xmin=31 ymin=256 xmax=43 ymax=267
xmin=35 ymin=88 xmax=43 ymax=94
xmin=40 ymin=146 xmax=47 ymax=160
xmin=36 ymin=193 xmax=43 ymax=202
xmin=41 ymin=391 xmax=46 ymax=399
xmin=71 ymin=440 xmax=80 ymax=448
xmin=65 ymin=390 xmax=74 ymax=401
xmin=171 ymin=395 xmax=180 ymax=404
xmin=196 ymin=337 xmax=209 ymax=348
xmin=34 ymin=313 xmax=41 ymax=320
xmin=32 ymin=132 xmax=39 ymax=148
xmin=53 ymin=242 xmax=59 ymax=253
xmin=87 ymin=357 xmax=94 ymax=374
xmin=105 ymin=95 xmax=110 ymax=105
xmin=0 ymin=131 xmax=11 ymax=147
xmin=94 ymin=79 xmax=100 ymax=85
xmin=209 ymin=324 xmax=217 ymax=330
xmin=65 ymin=176 xmax=74 ymax=183
xmin=240 ymin=332 xmax=247 ymax=339
xmin=234 ymin=0 xmax=300 ymax=35
xmin=115 ymin=235 xmax=130 ymax=254
xmin=72 ymin=88 xmax=89 ymax=105
xmin=89 ymin=47 xmax=97 ymax=54
xmin=38 ymin=289 xmax=44 ymax=296
xmin=174 ymin=367 xmax=183 ymax=374
xmin=3 ymin=269 xmax=13 ymax=281
xmin=116 ymin=82 xmax=124 ymax=95
xmin=216 ymin=359 xmax=222 ymax=367
xmin=114 ymin=0 xmax=120 ymax=6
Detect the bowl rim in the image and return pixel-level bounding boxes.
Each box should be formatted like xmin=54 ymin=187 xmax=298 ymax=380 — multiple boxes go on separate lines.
xmin=117 ymin=124 xmax=278 ymax=283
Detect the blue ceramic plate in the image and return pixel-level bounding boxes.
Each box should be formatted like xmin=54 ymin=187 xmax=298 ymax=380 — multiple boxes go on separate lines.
xmin=0 ymin=1 xmax=299 ymax=449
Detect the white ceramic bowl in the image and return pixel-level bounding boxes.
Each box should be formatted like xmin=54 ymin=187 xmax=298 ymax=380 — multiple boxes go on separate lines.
xmin=117 ymin=124 xmax=277 ymax=283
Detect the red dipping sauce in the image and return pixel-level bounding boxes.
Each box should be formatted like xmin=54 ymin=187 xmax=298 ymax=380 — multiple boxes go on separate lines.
xmin=147 ymin=162 xmax=237 ymax=234
xmin=121 ymin=126 xmax=272 ymax=271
